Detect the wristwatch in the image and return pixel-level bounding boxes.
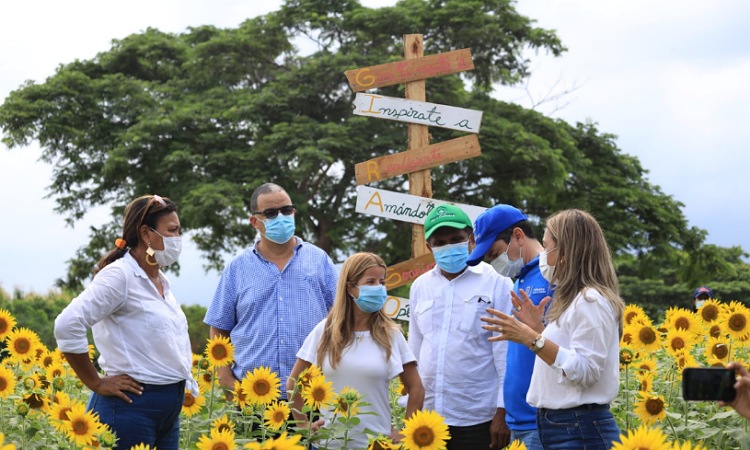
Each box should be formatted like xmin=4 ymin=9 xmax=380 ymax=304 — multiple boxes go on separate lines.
xmin=531 ymin=335 xmax=546 ymax=353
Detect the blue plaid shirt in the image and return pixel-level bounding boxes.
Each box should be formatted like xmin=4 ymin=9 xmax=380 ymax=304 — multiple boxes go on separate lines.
xmin=204 ymin=237 xmax=337 ymax=393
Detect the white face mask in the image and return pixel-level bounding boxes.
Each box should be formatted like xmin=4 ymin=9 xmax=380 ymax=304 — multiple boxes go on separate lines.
xmin=539 ymin=249 xmax=556 ymax=283
xmin=695 ymin=300 xmax=705 ymax=310
xmin=490 ymin=243 xmax=523 ymax=278
xmin=150 ymin=228 xmax=182 ymax=267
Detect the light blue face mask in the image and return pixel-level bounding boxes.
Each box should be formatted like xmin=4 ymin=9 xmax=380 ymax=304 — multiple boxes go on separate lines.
xmin=353 ymin=285 xmax=388 ymax=313
xmin=432 ymin=241 xmax=469 ymax=274
xmin=261 ymin=214 xmax=295 ymax=244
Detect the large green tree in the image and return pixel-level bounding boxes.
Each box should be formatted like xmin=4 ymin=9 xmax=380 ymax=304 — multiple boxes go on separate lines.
xmin=1 ymin=0 xmax=737 ymax=306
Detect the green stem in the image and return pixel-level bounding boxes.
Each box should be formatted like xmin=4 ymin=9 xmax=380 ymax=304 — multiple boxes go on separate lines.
xmin=208 ymin=365 xmax=216 ymax=420
xmin=625 ymin=365 xmax=630 ymax=432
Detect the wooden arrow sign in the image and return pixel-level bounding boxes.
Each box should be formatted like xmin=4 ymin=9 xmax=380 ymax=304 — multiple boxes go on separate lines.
xmin=384 ymin=295 xmax=411 ymax=321
xmin=355 ymin=135 xmax=481 ymax=185
xmin=345 ymin=48 xmax=474 ymax=92
xmin=353 ymin=93 xmax=483 ymax=133
xmin=355 ymin=186 xmax=487 ymax=225
xmin=386 ymin=253 xmax=436 ymax=290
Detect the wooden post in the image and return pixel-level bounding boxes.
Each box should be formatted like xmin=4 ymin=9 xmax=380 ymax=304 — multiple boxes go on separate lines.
xmin=404 ymin=34 xmax=432 ymax=258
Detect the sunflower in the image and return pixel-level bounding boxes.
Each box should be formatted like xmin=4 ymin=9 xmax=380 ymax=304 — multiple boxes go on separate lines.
xmin=635 ymin=357 xmax=657 ymax=375
xmin=402 ymin=409 xmax=451 ymax=450
xmin=48 ymin=390 xmax=72 ymax=407
xmin=0 ymin=309 xmax=16 ymax=340
xmin=620 ymin=347 xmax=636 ymax=366
xmin=621 ymin=328 xmax=633 ymax=346
xmin=302 ymin=375 xmax=336 ymax=410
xmin=673 ymin=350 xmax=697 ymax=371
xmin=232 ymin=380 xmax=250 ymax=410
xmin=130 ymin=445 xmax=155 ymax=450
xmin=97 ymin=424 xmax=117 ymax=448
xmin=663 ymin=328 xmax=697 ymax=357
xmin=205 ymin=335 xmax=235 ymax=368
xmin=46 ymin=361 xmax=67 ymax=383
xmin=257 ymin=431 xmax=304 ymax=450
xmin=629 ymin=323 xmax=661 ymax=352
xmin=611 ymin=424 xmax=670 ymax=450
xmin=664 ymin=307 xmax=701 ymax=337
xmin=637 ymin=371 xmax=654 ymax=394
xmin=182 ymin=390 xmax=207 ymax=417
xmin=49 ymin=398 xmax=83 ymax=432
xmin=704 ymin=336 xmax=731 ymax=362
xmin=335 ymin=386 xmax=362 ymax=416
xmin=672 ymin=440 xmax=708 ymax=450
xmin=634 ymin=393 xmax=668 ymax=425
xmin=368 ymin=435 xmax=401 ymax=450
xmin=264 ymin=400 xmax=291 ymax=431
xmin=696 ymin=299 xmax=723 ymax=324
xmin=391 ymin=379 xmax=406 ymax=397
xmin=196 ymin=428 xmax=237 ymax=450
xmin=192 ymin=353 xmax=202 ymax=368
xmin=0 ymin=432 xmax=16 ymax=450
xmin=506 ymin=440 xmax=528 ymax=450
xmin=65 ymin=402 xmax=103 ymax=446
xmin=706 ymin=355 xmax=726 ymax=367
xmin=22 ymin=392 xmax=49 ymax=412
xmin=624 ymin=304 xmax=650 ymax=327
xmin=5 ymin=327 xmax=40 ymax=361
xmin=719 ymin=301 xmax=750 ymax=340
xmin=39 ymin=349 xmax=61 ymax=369
xmin=0 ymin=365 xmax=16 ymax=399
xmin=211 ymin=414 xmax=236 ymax=434
xmin=241 ymin=366 xmax=281 ymax=406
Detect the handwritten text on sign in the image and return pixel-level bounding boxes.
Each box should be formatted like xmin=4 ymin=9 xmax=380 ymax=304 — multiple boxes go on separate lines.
xmin=344 ymin=49 xmax=474 ymax=92
xmin=386 ymin=253 xmax=436 ymax=291
xmin=353 ymin=93 xmax=483 ymax=133
xmin=355 ymin=135 xmax=480 ymax=185
xmin=356 ymin=186 xmax=488 ymax=225
xmin=384 ymin=296 xmax=410 ymax=321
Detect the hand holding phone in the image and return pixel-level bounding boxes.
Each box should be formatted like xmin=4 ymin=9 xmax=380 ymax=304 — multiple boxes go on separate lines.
xmin=682 ymin=367 xmax=737 ymax=402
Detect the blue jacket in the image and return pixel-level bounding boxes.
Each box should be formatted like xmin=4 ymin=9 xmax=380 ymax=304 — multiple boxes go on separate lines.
xmin=504 ymin=255 xmax=552 ymax=430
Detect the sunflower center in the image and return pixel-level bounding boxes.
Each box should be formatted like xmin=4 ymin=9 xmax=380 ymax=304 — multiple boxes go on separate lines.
xmin=645 ymin=398 xmax=664 ymax=415
xmin=413 ymin=425 xmax=435 ymax=446
xmin=24 ymin=393 xmax=44 ymax=409
xmin=312 ymin=386 xmax=326 ymax=401
xmin=212 ymin=345 xmax=228 ymax=360
xmin=14 ymin=338 xmax=31 ymax=354
xmin=218 ymin=424 xmax=231 ymax=433
xmin=712 ymin=344 xmax=728 ymax=359
xmin=729 ymin=314 xmax=747 ymax=332
xmin=184 ymin=393 xmax=196 ymax=407
xmin=639 ymin=327 xmax=656 ymax=344
xmin=59 ymin=407 xmax=72 ymax=421
xmin=710 ymin=325 xmax=721 ymax=338
xmin=213 ymin=444 xmax=229 ymax=450
xmin=0 ymin=319 xmax=9 ymax=334
xmin=622 ymin=332 xmax=633 ymax=345
xmin=0 ymin=378 xmax=7 ymax=391
xmin=625 ymin=312 xmax=637 ymax=324
xmin=702 ymin=305 xmax=719 ymax=322
xmin=254 ymin=380 xmax=270 ymax=396
xmin=674 ymin=317 xmax=690 ymax=330
xmin=671 ymin=337 xmax=685 ymax=351
xmin=641 ymin=380 xmax=650 ymax=391
xmin=72 ymin=418 xmax=89 ymax=435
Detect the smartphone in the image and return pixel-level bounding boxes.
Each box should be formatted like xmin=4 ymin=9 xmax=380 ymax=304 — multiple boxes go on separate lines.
xmin=682 ymin=367 xmax=737 ymax=402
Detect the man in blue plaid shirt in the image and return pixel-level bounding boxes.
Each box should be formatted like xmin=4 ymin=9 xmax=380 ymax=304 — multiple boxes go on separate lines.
xmin=204 ymin=183 xmax=337 ymax=399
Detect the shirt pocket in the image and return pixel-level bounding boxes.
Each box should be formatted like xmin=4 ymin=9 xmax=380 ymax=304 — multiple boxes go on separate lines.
xmin=414 ymin=300 xmax=435 ymax=334
xmin=459 ymin=295 xmax=491 ymax=335
xmin=142 ymin=299 xmax=177 ymax=335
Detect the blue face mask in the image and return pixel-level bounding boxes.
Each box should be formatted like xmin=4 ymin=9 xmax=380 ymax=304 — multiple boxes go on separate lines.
xmin=261 ymin=214 xmax=295 ymax=244
xmin=353 ymin=285 xmax=388 ymax=313
xmin=432 ymin=241 xmax=469 ymax=274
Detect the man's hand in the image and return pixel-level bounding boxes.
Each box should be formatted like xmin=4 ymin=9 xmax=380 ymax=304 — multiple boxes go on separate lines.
xmin=93 ymin=374 xmax=143 ymax=404
xmin=490 ymin=408 xmax=510 ymax=449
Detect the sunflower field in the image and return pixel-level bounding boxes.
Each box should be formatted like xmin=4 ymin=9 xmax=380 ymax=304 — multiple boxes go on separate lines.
xmin=1 ymin=300 xmax=750 ymax=450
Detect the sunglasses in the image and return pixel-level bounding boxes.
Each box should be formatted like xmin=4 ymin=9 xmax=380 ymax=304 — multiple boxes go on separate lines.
xmin=254 ymin=205 xmax=295 ymax=219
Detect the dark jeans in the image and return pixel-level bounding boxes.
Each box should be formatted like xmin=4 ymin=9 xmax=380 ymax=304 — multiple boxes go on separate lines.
xmin=87 ymin=381 xmax=185 ymax=450
xmin=536 ymin=404 xmax=621 ymax=450
xmin=446 ymin=420 xmax=492 ymax=450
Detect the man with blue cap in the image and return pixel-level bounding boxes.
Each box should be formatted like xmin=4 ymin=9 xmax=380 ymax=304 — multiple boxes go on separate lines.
xmin=408 ymin=204 xmax=514 ymax=449
xmin=467 ymin=204 xmax=551 ymax=450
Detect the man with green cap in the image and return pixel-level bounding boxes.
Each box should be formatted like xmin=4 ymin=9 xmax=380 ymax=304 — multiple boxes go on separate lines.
xmin=408 ymin=204 xmax=514 ymax=450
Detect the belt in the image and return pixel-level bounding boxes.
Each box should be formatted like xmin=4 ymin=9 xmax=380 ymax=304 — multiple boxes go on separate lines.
xmin=540 ymin=403 xmax=609 ymax=413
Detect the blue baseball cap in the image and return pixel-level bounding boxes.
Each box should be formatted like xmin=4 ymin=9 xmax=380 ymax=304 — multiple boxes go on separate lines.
xmin=693 ymin=286 xmax=714 ymax=299
xmin=466 ymin=204 xmax=527 ymax=266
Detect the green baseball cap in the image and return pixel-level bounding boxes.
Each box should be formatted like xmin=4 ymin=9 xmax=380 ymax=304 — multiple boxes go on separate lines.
xmin=424 ymin=204 xmax=473 ymax=239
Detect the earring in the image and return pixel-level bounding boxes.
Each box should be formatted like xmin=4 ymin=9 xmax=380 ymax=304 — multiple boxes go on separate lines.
xmin=145 ymin=243 xmax=158 ymax=266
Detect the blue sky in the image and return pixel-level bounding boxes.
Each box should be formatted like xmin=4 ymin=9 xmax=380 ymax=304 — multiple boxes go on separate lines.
xmin=1 ymin=0 xmax=748 ymax=307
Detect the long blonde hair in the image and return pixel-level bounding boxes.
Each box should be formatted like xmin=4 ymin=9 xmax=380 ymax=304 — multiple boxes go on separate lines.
xmin=317 ymin=252 xmax=400 ymax=369
xmin=544 ymin=209 xmax=625 ymax=335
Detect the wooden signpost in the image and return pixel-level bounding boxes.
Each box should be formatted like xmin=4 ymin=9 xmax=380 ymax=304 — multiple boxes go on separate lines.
xmin=384 ymin=295 xmax=411 ymax=322
xmin=346 ymin=34 xmax=485 ymax=292
xmin=353 ymin=93 xmax=483 ymax=133
xmin=354 ymin=135 xmax=480 ymax=185
xmin=344 ymin=48 xmax=473 ymax=92
xmin=355 ymin=186 xmax=487 ymax=225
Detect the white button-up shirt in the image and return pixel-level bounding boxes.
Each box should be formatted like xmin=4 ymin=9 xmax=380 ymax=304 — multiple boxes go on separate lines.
xmin=54 ymin=252 xmax=198 ymax=395
xmin=526 ymin=288 xmax=620 ymax=409
xmin=408 ymin=262 xmax=513 ymax=426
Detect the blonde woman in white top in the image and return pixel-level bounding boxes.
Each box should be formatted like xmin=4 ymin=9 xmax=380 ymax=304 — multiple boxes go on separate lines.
xmin=54 ymin=194 xmax=197 ymax=450
xmin=482 ymin=209 xmax=624 ymax=449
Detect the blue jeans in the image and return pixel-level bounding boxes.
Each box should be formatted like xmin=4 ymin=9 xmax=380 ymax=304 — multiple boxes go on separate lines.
xmin=87 ymin=381 xmax=185 ymax=450
xmin=536 ymin=405 xmax=621 ymax=450
xmin=510 ymin=428 xmax=543 ymax=450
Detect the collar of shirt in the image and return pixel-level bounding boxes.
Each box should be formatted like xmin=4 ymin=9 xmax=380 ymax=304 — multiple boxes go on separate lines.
xmin=251 ymin=236 xmax=304 ymax=259
xmin=123 ymin=252 xmax=171 ymax=291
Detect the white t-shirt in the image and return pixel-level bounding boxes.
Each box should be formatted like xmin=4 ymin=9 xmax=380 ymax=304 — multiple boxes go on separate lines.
xmin=526 ymin=288 xmax=620 ymax=409
xmin=297 ymin=320 xmax=416 ymax=449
